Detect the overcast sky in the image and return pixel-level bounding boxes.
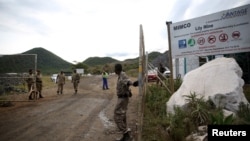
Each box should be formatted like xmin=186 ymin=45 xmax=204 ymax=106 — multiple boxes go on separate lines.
xmin=0 ymin=0 xmax=250 ymax=63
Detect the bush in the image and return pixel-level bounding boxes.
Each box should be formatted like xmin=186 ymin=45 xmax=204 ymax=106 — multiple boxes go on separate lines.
xmin=142 ymin=82 xmax=250 ymax=141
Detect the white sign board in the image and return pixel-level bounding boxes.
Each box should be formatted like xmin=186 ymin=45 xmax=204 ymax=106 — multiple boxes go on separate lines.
xmin=76 ymin=68 xmax=84 ymax=74
xmin=170 ymin=4 xmax=250 ymax=58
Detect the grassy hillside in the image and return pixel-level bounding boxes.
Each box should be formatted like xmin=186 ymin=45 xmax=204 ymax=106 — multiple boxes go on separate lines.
xmin=0 ymin=47 xmax=73 ymax=74
xmin=83 ymin=56 xmax=120 ymax=66
xmin=0 ymin=47 xmax=166 ymax=75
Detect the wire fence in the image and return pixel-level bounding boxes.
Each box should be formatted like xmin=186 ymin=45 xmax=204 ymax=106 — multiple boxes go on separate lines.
xmin=0 ymin=54 xmax=37 ymax=102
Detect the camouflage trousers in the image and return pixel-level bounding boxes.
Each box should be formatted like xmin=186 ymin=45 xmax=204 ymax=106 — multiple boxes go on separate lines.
xmin=73 ymin=81 xmax=79 ymax=91
xmin=57 ymin=83 xmax=64 ymax=94
xmin=36 ymin=83 xmax=42 ymax=94
xmin=27 ymin=83 xmax=33 ymax=92
xmin=114 ymin=97 xmax=129 ymax=133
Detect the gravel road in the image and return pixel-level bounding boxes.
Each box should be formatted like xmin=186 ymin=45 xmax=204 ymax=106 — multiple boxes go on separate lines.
xmin=0 ymin=75 xmax=139 ymax=141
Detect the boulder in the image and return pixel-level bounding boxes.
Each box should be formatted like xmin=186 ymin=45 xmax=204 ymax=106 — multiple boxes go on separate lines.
xmin=166 ymin=57 xmax=249 ymax=114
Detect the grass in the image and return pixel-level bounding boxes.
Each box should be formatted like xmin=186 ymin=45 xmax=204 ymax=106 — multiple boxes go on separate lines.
xmin=142 ymin=85 xmax=172 ymax=141
xmin=243 ymin=84 xmax=250 ymax=102
xmin=142 ymin=81 xmax=250 ymax=141
xmin=42 ymin=75 xmax=57 ymax=89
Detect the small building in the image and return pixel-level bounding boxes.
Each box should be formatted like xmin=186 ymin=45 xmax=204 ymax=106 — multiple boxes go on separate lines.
xmin=173 ymin=52 xmax=250 ymax=84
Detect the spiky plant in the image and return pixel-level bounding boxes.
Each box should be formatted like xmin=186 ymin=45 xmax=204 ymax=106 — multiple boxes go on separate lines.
xmin=184 ymin=92 xmax=210 ymax=126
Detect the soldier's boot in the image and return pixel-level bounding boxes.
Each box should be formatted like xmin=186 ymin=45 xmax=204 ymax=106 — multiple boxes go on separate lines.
xmin=117 ymin=129 xmax=132 ymax=141
xmin=123 ymin=132 xmax=132 ymax=141
xmin=57 ymin=91 xmax=59 ymax=95
xmin=39 ymin=94 xmax=44 ymax=98
xmin=118 ymin=132 xmax=131 ymax=141
xmin=75 ymin=90 xmax=77 ymax=94
xmin=29 ymin=95 xmax=32 ymax=100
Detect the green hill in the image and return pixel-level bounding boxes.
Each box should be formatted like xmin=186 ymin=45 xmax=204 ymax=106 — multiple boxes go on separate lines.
xmin=0 ymin=47 xmax=72 ymax=74
xmin=23 ymin=47 xmax=73 ymax=74
xmin=0 ymin=47 xmax=167 ymax=75
xmin=83 ymin=56 xmax=120 ymax=66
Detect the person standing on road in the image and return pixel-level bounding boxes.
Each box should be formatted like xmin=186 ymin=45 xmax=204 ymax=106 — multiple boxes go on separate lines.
xmin=156 ymin=62 xmax=166 ymax=87
xmin=114 ymin=63 xmax=138 ymax=141
xmin=102 ymin=70 xmax=109 ymax=90
xmin=35 ymin=70 xmax=44 ymax=98
xmin=26 ymin=69 xmax=35 ymax=100
xmin=71 ymin=69 xmax=80 ymax=94
xmin=56 ymin=71 xmax=65 ymax=95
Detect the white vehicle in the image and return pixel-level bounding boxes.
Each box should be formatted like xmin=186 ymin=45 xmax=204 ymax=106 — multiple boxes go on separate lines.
xmin=51 ymin=74 xmax=58 ymax=83
xmin=163 ymin=67 xmax=171 ymax=77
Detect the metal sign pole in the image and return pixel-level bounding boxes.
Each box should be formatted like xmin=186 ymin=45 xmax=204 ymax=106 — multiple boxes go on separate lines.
xmin=166 ymin=21 xmax=175 ymax=94
xmin=137 ymin=24 xmax=145 ymax=141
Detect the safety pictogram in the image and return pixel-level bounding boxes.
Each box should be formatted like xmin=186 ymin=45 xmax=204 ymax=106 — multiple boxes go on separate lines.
xmin=208 ymin=35 xmax=216 ymax=44
xmin=178 ymin=39 xmax=187 ymax=49
xmin=219 ymin=33 xmax=228 ymax=42
xmin=188 ymin=38 xmax=195 ymax=47
xmin=197 ymin=37 xmax=205 ymax=45
xmin=232 ymin=31 xmax=240 ymax=39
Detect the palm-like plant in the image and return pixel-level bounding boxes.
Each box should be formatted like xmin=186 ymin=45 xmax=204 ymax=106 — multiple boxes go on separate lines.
xmin=184 ymin=92 xmax=209 ymax=126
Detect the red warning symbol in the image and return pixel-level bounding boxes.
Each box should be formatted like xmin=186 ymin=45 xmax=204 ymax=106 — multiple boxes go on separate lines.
xmin=219 ymin=33 xmax=228 ymax=42
xmin=232 ymin=31 xmax=240 ymax=39
xmin=208 ymin=35 xmax=216 ymax=44
xmin=197 ymin=37 xmax=205 ymax=45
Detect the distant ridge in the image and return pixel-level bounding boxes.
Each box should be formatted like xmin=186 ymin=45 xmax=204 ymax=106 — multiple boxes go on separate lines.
xmin=83 ymin=56 xmax=120 ymax=66
xmin=0 ymin=47 xmax=169 ymax=74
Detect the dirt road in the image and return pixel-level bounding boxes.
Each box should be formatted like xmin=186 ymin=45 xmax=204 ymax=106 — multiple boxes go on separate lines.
xmin=0 ymin=75 xmax=139 ymax=141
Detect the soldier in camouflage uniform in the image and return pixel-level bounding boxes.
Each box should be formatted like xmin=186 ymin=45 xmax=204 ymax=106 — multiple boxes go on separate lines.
xmin=71 ymin=69 xmax=80 ymax=94
xmin=114 ymin=64 xmax=138 ymax=141
xmin=36 ymin=70 xmax=44 ymax=98
xmin=56 ymin=71 xmax=65 ymax=94
xmin=26 ymin=69 xmax=34 ymax=92
xmin=26 ymin=69 xmax=34 ymax=100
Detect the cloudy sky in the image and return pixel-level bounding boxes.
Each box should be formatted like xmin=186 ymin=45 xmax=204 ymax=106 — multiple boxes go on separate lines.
xmin=0 ymin=0 xmax=250 ymax=63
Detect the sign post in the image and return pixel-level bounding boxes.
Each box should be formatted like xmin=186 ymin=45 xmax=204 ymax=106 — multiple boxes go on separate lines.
xmin=166 ymin=21 xmax=175 ymax=94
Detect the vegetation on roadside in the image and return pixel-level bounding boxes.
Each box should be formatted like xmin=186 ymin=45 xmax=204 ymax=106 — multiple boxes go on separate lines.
xmin=142 ymin=80 xmax=250 ymax=141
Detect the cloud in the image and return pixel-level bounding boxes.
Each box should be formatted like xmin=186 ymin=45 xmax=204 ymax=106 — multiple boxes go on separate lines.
xmin=0 ymin=0 xmax=249 ymax=63
xmin=0 ymin=0 xmax=64 ymax=37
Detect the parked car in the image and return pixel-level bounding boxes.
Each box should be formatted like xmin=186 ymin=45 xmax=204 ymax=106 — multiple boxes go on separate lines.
xmin=51 ymin=74 xmax=58 ymax=83
xmin=147 ymin=69 xmax=158 ymax=82
xmin=163 ymin=67 xmax=171 ymax=78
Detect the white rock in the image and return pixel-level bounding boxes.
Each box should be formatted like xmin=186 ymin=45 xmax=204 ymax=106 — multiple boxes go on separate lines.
xmin=166 ymin=57 xmax=249 ymax=114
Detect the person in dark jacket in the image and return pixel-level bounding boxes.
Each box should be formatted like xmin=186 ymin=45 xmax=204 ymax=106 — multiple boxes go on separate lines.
xmin=157 ymin=62 xmax=166 ymax=87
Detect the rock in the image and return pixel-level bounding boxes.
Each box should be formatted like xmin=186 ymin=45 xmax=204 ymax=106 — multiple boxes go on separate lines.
xmin=186 ymin=132 xmax=207 ymax=141
xmin=166 ymin=57 xmax=249 ymax=114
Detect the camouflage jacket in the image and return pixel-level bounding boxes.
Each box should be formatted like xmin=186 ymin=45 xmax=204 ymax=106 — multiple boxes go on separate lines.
xmin=36 ymin=74 xmax=42 ymax=84
xmin=116 ymin=72 xmax=131 ymax=97
xmin=72 ymin=73 xmax=80 ymax=83
xmin=26 ymin=74 xmax=34 ymax=84
xmin=56 ymin=73 xmax=65 ymax=84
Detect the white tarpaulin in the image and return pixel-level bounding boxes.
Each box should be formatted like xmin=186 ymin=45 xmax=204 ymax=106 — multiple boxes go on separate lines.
xmin=170 ymin=4 xmax=250 ymax=58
